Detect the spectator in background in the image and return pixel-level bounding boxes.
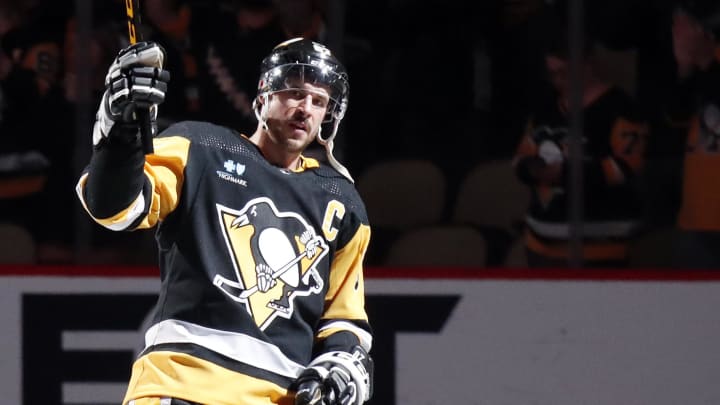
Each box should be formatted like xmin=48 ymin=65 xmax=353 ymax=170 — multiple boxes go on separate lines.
xmin=0 ymin=2 xmax=73 ymax=262
xmin=513 ymin=14 xmax=650 ymax=268
xmin=587 ymin=0 xmax=688 ymax=233
xmin=666 ymin=0 xmax=720 ymax=268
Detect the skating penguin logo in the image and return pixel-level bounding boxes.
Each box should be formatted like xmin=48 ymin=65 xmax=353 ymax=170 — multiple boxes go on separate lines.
xmin=214 ymin=197 xmax=327 ymax=329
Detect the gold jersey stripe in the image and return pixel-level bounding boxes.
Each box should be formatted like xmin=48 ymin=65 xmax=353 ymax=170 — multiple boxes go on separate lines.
xmin=124 ymin=351 xmax=293 ymax=405
xmin=75 ymin=136 xmax=191 ymax=230
xmin=75 ymin=174 xmax=146 ymax=231
xmin=323 ymin=224 xmax=370 ymax=322
xmin=137 ymin=136 xmax=191 ymax=228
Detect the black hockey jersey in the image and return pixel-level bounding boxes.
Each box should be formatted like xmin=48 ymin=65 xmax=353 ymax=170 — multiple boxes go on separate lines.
xmin=76 ymin=121 xmax=372 ymax=404
xmin=513 ymin=86 xmax=649 ymax=262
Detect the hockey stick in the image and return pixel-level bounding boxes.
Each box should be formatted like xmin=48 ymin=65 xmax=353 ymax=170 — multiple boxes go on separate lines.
xmin=125 ymin=0 xmax=154 ymax=154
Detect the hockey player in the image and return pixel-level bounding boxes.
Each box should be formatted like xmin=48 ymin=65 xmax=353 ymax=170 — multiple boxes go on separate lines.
xmin=513 ymin=15 xmax=650 ymax=268
xmin=75 ymin=38 xmax=373 ymax=405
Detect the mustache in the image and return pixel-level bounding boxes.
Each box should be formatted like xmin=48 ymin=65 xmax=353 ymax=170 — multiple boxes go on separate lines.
xmin=289 ymin=116 xmax=310 ymax=130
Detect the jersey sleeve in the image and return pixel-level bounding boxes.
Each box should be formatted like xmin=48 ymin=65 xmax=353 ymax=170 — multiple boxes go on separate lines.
xmin=76 ymin=127 xmax=191 ymax=231
xmin=314 ymin=204 xmax=373 ymax=356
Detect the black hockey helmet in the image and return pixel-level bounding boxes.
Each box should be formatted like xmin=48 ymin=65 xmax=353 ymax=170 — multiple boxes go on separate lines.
xmin=256 ymin=37 xmax=349 ymax=124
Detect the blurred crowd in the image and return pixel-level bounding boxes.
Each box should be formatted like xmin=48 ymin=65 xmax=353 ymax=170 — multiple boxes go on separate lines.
xmin=0 ymin=0 xmax=719 ymax=269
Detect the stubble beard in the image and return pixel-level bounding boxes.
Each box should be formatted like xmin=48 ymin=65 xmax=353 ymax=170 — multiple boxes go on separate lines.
xmin=267 ymin=120 xmax=316 ymax=154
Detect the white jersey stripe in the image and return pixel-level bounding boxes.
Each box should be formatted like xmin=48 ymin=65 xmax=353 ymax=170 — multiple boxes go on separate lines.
xmin=318 ymin=320 xmax=373 ymax=351
xmin=103 ymin=191 xmax=146 ymax=231
xmin=144 ymin=319 xmax=305 ymax=379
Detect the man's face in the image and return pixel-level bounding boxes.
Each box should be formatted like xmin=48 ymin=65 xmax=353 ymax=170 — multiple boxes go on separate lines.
xmin=264 ymin=79 xmax=331 ymax=154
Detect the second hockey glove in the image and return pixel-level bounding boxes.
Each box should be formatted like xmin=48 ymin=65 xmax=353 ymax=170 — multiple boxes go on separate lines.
xmin=93 ymin=41 xmax=170 ymax=147
xmin=294 ymin=346 xmax=373 ymax=405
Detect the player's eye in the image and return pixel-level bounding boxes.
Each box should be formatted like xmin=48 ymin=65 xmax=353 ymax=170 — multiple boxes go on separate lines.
xmin=313 ymin=96 xmax=328 ymax=108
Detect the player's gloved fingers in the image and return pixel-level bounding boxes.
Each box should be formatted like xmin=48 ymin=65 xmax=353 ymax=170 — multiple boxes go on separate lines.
xmin=116 ymin=41 xmax=165 ymax=69
xmin=127 ymin=67 xmax=169 ymax=103
xmin=157 ymin=68 xmax=171 ymax=82
xmin=337 ymin=385 xmax=357 ymax=405
xmin=326 ymin=371 xmax=351 ymax=403
xmin=294 ymin=379 xmax=324 ymax=405
xmin=109 ymin=75 xmax=131 ymax=97
xmin=127 ymin=68 xmax=170 ymax=93
xmin=130 ymin=75 xmax=168 ymax=93
xmin=108 ymin=74 xmax=168 ymax=107
xmin=107 ymin=89 xmax=131 ymax=116
xmin=108 ymin=85 xmax=130 ymax=104
xmin=129 ymin=82 xmax=167 ymax=104
xmin=106 ymin=65 xmax=124 ymax=86
xmin=129 ymin=66 xmax=171 ymax=82
xmin=321 ymin=387 xmax=338 ymax=405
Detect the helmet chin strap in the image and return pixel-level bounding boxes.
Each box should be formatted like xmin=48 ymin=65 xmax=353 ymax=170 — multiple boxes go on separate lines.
xmin=253 ymin=95 xmax=270 ymax=131
xmin=317 ymin=119 xmax=354 ymax=183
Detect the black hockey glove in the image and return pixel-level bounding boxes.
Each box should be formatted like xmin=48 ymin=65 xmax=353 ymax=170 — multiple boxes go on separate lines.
xmin=93 ymin=41 xmax=170 ymax=147
xmin=294 ymin=346 xmax=373 ymax=405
